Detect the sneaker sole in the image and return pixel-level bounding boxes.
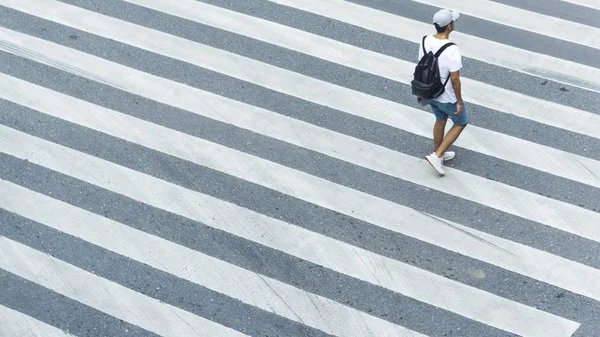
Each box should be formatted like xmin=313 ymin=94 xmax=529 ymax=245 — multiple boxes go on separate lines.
xmin=425 ymin=156 xmax=445 ymax=176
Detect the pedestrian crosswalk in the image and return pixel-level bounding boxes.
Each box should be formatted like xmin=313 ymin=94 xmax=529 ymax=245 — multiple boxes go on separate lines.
xmin=0 ymin=0 xmax=599 ymax=336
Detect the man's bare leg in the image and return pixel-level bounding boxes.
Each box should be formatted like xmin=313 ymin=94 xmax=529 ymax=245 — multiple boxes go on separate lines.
xmin=435 ymin=124 xmax=466 ymax=157
xmin=433 ymin=119 xmax=447 ymax=152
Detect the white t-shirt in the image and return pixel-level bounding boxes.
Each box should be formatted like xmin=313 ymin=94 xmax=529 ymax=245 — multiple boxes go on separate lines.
xmin=417 ymin=35 xmax=462 ymax=104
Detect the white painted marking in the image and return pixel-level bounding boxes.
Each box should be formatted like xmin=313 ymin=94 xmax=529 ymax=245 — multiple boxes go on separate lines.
xmin=3 ymin=72 xmax=600 ymax=310
xmin=414 ymin=0 xmax=600 ymax=50
xmin=0 ymin=131 xmax=580 ymax=337
xmin=2 ymin=28 xmax=600 ymax=242
xmin=265 ymin=0 xmax=600 ymax=93
xmin=0 ymin=305 xmax=76 ymax=337
xmin=561 ymin=0 xmax=600 ymax=10
xmin=0 ymin=238 xmax=248 ymax=337
xmin=122 ymin=0 xmax=600 ymax=138
xmin=2 ymin=2 xmax=600 ymax=189
xmin=0 ymin=182 xmax=425 ymax=337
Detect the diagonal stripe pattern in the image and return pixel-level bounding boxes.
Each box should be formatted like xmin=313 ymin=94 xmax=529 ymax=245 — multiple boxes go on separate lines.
xmin=1 ymin=0 xmax=599 ymax=336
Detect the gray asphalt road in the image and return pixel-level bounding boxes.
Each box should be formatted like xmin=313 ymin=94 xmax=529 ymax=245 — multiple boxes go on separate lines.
xmin=1 ymin=0 xmax=599 ymax=336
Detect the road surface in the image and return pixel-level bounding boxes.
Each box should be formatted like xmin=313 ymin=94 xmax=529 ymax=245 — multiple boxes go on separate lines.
xmin=1 ymin=0 xmax=600 ymax=336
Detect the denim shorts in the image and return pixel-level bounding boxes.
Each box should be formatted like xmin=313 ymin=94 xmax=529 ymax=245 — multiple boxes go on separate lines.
xmin=429 ymin=100 xmax=469 ymax=126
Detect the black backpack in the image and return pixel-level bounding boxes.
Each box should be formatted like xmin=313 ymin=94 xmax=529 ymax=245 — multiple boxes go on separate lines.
xmin=411 ymin=36 xmax=455 ymax=99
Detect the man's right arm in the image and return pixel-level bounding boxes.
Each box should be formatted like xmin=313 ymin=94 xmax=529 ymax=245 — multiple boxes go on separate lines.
xmin=450 ymin=71 xmax=463 ymax=115
xmin=449 ymin=46 xmax=463 ymax=115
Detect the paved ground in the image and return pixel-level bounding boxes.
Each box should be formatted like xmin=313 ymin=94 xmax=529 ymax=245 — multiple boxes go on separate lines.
xmin=1 ymin=0 xmax=600 ymax=336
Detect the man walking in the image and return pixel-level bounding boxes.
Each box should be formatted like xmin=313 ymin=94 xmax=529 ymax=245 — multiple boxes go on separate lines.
xmin=419 ymin=9 xmax=468 ymax=176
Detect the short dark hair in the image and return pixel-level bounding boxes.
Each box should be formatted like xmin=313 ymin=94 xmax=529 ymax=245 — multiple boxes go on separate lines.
xmin=434 ymin=23 xmax=449 ymax=33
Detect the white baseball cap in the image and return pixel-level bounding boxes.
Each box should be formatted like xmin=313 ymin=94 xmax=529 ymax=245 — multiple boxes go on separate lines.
xmin=433 ymin=9 xmax=460 ymax=26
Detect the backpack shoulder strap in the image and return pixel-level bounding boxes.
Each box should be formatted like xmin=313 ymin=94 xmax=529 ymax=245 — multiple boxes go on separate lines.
xmin=434 ymin=42 xmax=456 ymax=58
xmin=421 ymin=35 xmax=427 ymax=55
xmin=436 ymin=42 xmax=457 ymax=87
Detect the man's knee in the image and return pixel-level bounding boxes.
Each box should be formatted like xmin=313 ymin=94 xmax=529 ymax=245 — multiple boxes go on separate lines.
xmin=452 ymin=123 xmax=468 ymax=131
xmin=435 ymin=118 xmax=448 ymax=125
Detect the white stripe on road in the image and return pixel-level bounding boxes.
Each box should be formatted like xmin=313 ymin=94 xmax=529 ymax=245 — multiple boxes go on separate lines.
xmin=414 ymin=0 xmax=600 ymax=50
xmin=0 ymin=181 xmax=426 ymax=337
xmin=121 ymin=0 xmax=600 ymax=141
xmin=265 ymin=0 xmax=600 ymax=93
xmin=561 ymin=0 xmax=600 ymax=10
xmin=0 ymin=305 xmax=76 ymax=337
xmin=3 ymin=2 xmax=600 ymax=189
xmin=0 ymin=237 xmax=248 ymax=337
xmin=0 ymin=130 xmax=580 ymax=337
xmin=2 ymin=29 xmax=600 ymax=244
xmin=3 ymin=73 xmax=600 ymax=309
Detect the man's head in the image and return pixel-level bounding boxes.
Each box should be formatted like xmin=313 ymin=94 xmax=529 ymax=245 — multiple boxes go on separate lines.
xmin=433 ymin=9 xmax=460 ymax=34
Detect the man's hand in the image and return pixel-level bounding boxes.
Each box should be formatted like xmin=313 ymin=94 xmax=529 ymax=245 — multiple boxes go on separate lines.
xmin=455 ymin=102 xmax=463 ymax=115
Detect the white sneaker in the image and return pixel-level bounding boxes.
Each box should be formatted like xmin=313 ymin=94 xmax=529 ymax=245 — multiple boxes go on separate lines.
xmin=442 ymin=151 xmax=455 ymax=162
xmin=425 ymin=153 xmax=445 ymax=176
